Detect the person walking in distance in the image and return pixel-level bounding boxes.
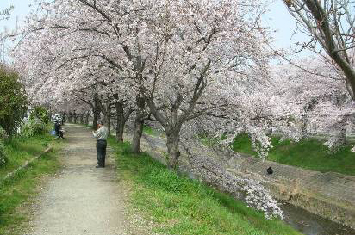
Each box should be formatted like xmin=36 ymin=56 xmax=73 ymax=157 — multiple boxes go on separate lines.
xmin=92 ymin=120 xmax=109 ymax=168
xmin=54 ymin=120 xmax=64 ymax=139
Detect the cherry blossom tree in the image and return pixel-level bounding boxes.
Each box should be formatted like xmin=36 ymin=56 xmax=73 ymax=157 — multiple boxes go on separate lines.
xmin=138 ymin=0 xmax=272 ymax=168
xmin=283 ymin=0 xmax=355 ymax=99
xmin=67 ymin=0 xmax=273 ymax=166
xmin=13 ymin=0 xmax=135 ymax=134
xmin=271 ymin=56 xmax=354 ymax=149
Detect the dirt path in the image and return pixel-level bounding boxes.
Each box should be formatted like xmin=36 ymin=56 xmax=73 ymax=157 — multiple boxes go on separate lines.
xmin=26 ymin=124 xmax=128 ymax=235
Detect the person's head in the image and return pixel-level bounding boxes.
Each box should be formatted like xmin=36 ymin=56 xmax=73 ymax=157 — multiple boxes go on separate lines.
xmin=97 ymin=120 xmax=104 ymax=128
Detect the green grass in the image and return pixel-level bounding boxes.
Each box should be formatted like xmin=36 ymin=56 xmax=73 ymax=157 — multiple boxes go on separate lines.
xmin=143 ymin=125 xmax=165 ymax=137
xmin=231 ymin=133 xmax=257 ymax=156
xmin=0 ymin=134 xmax=55 ymax=179
xmin=0 ymin=134 xmax=62 ymax=235
xmin=232 ymin=134 xmax=355 ymax=176
xmin=109 ymin=137 xmax=300 ymax=235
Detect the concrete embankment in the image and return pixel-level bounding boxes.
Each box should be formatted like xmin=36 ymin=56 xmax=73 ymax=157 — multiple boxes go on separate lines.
xmin=227 ymin=155 xmax=355 ymax=230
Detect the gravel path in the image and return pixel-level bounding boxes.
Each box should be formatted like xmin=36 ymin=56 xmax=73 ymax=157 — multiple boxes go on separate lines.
xmin=26 ymin=124 xmax=127 ymax=235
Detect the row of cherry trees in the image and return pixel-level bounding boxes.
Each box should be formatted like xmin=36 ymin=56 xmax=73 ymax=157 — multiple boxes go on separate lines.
xmin=14 ymin=0 xmax=275 ymax=164
xmin=282 ymin=0 xmax=355 ymax=149
xmin=12 ymin=0 xmax=289 ymax=218
xmin=9 ymin=0 xmax=355 ymax=218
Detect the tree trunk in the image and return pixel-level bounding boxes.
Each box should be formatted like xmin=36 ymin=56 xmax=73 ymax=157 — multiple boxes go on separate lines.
xmin=85 ymin=112 xmax=89 ymax=125
xmin=166 ymin=131 xmax=180 ymax=170
xmin=132 ymin=116 xmax=144 ymax=153
xmin=301 ymin=113 xmax=308 ymax=138
xmin=116 ymin=120 xmax=125 ymax=142
xmin=80 ymin=114 xmax=84 ymax=124
xmin=92 ymin=93 xmax=102 ymax=130
xmin=68 ymin=112 xmax=72 ymax=123
xmin=337 ymin=126 xmax=347 ymax=146
xmin=115 ymin=101 xmax=125 ymax=142
xmin=331 ymin=117 xmax=348 ymax=150
xmin=62 ymin=112 xmax=66 ymax=125
xmin=147 ymin=97 xmax=184 ymax=170
xmin=106 ymin=105 xmax=111 ymax=136
xmin=73 ymin=112 xmax=78 ymax=124
xmin=93 ymin=109 xmax=98 ymax=130
xmin=132 ymin=96 xmax=146 ymax=153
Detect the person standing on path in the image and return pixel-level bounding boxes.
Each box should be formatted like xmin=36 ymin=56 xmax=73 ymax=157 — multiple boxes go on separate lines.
xmin=54 ymin=120 xmax=65 ymax=139
xmin=92 ymin=120 xmax=109 ymax=168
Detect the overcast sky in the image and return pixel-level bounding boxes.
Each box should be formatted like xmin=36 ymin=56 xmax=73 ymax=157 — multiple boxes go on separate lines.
xmin=0 ymin=0 xmax=31 ymax=31
xmin=0 ymin=0 xmax=309 ymax=58
xmin=263 ymin=1 xmax=308 ymax=50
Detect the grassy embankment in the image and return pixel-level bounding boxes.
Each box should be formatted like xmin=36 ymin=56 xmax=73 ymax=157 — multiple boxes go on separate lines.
xmin=109 ymin=137 xmax=300 ymax=235
xmin=143 ymin=125 xmax=165 ymax=137
xmin=0 ymin=133 xmax=63 ymax=234
xmin=232 ymin=133 xmax=355 ymax=176
xmin=143 ymin=125 xmax=355 ymax=175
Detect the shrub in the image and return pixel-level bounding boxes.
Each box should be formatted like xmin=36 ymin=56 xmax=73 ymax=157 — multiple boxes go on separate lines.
xmin=0 ymin=139 xmax=7 ymax=167
xmin=0 ymin=66 xmax=28 ymax=136
xmin=21 ymin=119 xmax=47 ymax=138
xmin=0 ymin=126 xmax=7 ymax=139
xmin=30 ymin=106 xmax=50 ymax=124
xmin=20 ymin=107 xmax=50 ymax=137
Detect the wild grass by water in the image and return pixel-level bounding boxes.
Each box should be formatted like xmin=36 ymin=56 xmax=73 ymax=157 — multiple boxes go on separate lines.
xmin=233 ymin=133 xmax=355 ymax=176
xmin=109 ymin=137 xmax=300 ymax=235
xmin=0 ymin=133 xmax=62 ymax=235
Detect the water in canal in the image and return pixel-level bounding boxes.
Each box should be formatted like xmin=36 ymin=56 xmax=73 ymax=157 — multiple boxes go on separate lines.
xmin=282 ymin=203 xmax=355 ymax=235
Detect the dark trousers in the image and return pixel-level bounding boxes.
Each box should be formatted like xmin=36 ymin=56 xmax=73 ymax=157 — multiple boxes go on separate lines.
xmin=59 ymin=130 xmax=64 ymax=139
xmin=97 ymin=139 xmax=107 ymax=167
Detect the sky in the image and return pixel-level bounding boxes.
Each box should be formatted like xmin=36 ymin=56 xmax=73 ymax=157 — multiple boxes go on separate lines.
xmin=0 ymin=0 xmax=309 ymax=60
xmin=0 ymin=0 xmax=32 ymax=32
xmin=263 ymin=1 xmax=308 ymax=50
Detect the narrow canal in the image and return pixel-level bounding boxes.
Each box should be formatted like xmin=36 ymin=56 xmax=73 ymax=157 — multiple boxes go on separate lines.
xmin=139 ymin=133 xmax=355 ymax=235
xmin=282 ymin=203 xmax=355 ymax=235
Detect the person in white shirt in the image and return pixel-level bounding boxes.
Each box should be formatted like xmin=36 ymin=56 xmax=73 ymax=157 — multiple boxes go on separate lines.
xmin=92 ymin=121 xmax=109 ymax=168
